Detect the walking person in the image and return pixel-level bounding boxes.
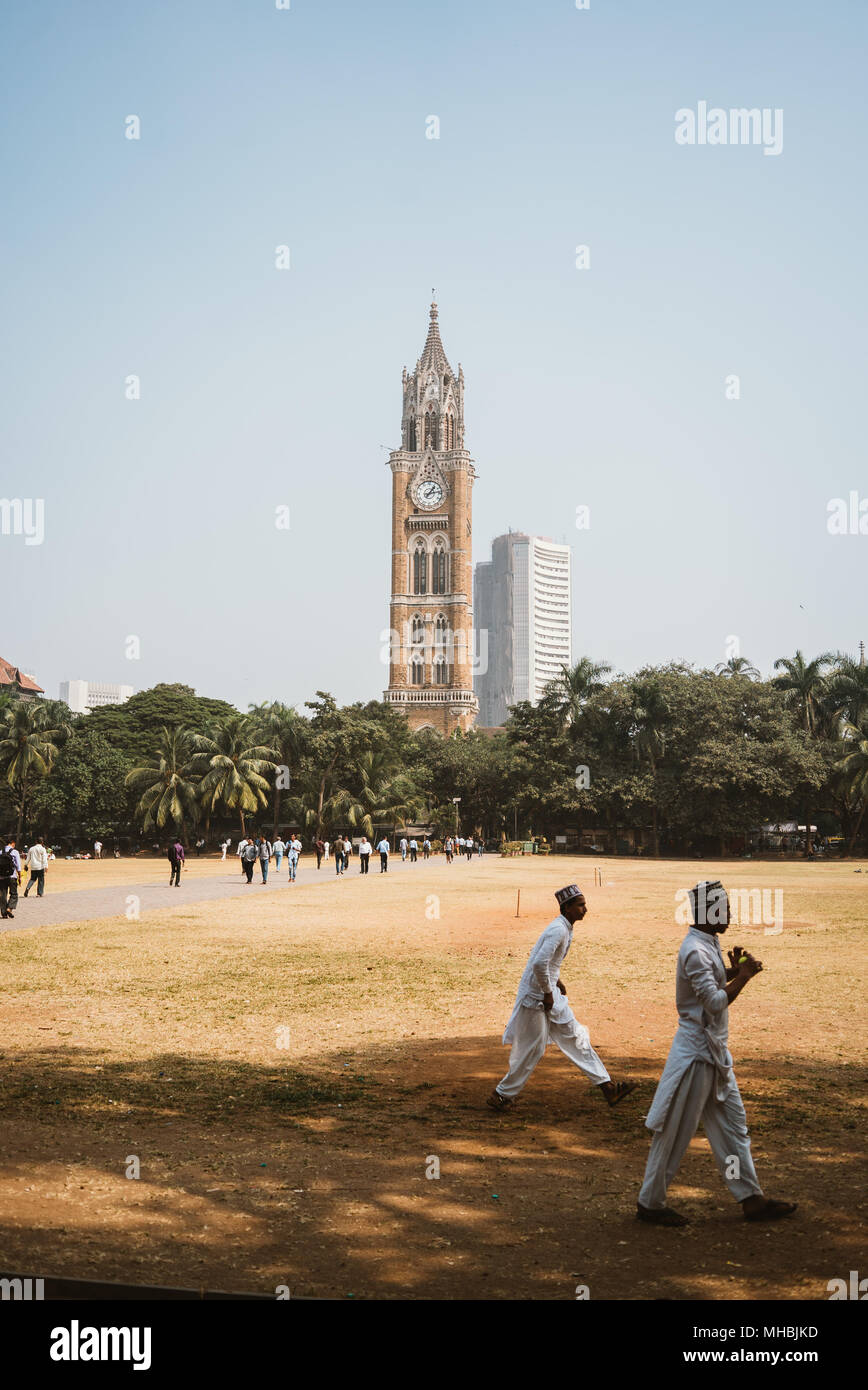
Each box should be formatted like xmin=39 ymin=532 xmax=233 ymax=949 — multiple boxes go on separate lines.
xmin=477 ymin=838 xmax=484 ymax=858
xmin=377 ymin=835 xmax=389 ymax=873
xmin=24 ymin=836 xmax=49 ymax=897
xmin=323 ymin=839 xmax=330 ymax=864
xmin=93 ymin=839 xmax=102 ymax=860
xmin=237 ymin=835 xmax=248 ymax=875
xmin=486 ymin=884 xmax=636 ymax=1113
xmin=423 ymin=837 xmax=431 ymax=860
xmin=343 ymin=837 xmax=352 ymax=872
xmin=0 ymin=839 xmax=20 ymax=919
xmin=241 ymin=838 xmax=257 ymax=883
xmin=465 ymin=836 xmax=474 ymax=862
xmin=333 ymin=834 xmax=345 ymax=876
xmin=273 ymin=835 xmax=286 ymax=874
xmin=168 ymin=837 xmax=185 ymax=886
xmin=314 ymin=837 xmax=324 ymax=870
xmin=400 ymin=836 xmax=408 ymax=862
xmin=636 ymin=881 xmax=797 ymax=1227
xmin=359 ymin=836 xmax=372 ymax=873
xmin=257 ymin=834 xmax=272 ymax=883
xmin=287 ymin=833 xmax=302 ymax=882
xmin=444 ymin=836 xmax=453 ymax=864
xmin=409 ymin=838 xmax=418 ymax=863
xmin=195 ymin=837 xmax=206 ymax=857
xmin=220 ymin=837 xmax=231 ymax=861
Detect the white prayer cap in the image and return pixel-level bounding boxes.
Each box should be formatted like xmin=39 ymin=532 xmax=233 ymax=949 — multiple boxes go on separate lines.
xmin=689 ymin=879 xmax=729 ymax=927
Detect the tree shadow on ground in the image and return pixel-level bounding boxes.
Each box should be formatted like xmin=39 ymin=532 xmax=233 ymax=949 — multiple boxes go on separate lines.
xmin=0 ymin=1039 xmax=863 ymax=1300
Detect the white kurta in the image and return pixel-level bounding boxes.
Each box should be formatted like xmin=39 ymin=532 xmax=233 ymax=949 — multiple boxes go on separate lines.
xmin=639 ymin=926 xmax=762 ymax=1208
xmin=645 ymin=927 xmax=733 ymax=1131
xmin=496 ymin=915 xmax=609 ymax=1098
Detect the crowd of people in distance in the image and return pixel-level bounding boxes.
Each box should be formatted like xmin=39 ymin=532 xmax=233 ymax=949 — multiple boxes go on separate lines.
xmin=224 ymin=831 xmax=484 ymax=884
xmin=0 ymin=830 xmax=487 ymax=912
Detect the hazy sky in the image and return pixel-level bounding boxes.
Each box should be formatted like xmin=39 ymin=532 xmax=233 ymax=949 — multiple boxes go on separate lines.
xmin=3 ymin=1 xmax=865 ymax=711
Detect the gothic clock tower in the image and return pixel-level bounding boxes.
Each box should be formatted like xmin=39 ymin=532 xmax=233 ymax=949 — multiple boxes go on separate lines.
xmin=384 ymin=300 xmax=479 ymax=735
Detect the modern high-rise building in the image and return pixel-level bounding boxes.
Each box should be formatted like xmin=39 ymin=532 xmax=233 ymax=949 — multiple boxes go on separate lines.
xmin=474 ymin=533 xmax=572 ymax=726
xmin=383 ymin=300 xmax=479 ymax=735
xmin=59 ymin=680 xmax=134 ymax=714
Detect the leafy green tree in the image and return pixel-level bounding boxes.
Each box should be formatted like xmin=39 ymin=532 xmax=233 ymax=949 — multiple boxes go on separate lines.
xmin=248 ymin=701 xmax=309 ymax=833
xmin=30 ymin=724 xmax=132 ymax=841
xmin=326 ymin=749 xmax=424 ymax=838
xmin=0 ymin=699 xmax=70 ymax=838
xmin=191 ymin=715 xmax=278 ymax=836
xmin=125 ymin=727 xmax=200 ymax=838
xmin=540 ymin=656 xmax=612 ymax=730
xmin=772 ymin=651 xmax=835 ymax=736
xmin=87 ymin=684 xmax=236 ymax=766
xmin=835 ymin=721 xmax=868 ymax=853
xmin=716 ymin=656 xmax=759 ymax=678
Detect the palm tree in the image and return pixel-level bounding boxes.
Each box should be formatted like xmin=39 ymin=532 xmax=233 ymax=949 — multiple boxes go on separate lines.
xmin=773 ymin=651 xmax=835 ymax=855
xmin=825 ymin=654 xmax=868 ymax=731
xmin=772 ymin=650 xmax=835 ymax=736
xmin=835 ymin=721 xmax=868 ymax=854
xmin=248 ymin=701 xmax=307 ymax=834
xmin=628 ymin=677 xmax=670 ymax=857
xmin=0 ymin=700 xmax=68 ymax=838
xmin=325 ymin=750 xmax=424 ymax=840
xmin=191 ymin=715 xmax=278 ymax=836
xmin=715 ymin=656 xmax=759 ymax=678
xmin=125 ymin=727 xmax=200 ymax=837
xmin=543 ymin=657 xmax=612 ymax=729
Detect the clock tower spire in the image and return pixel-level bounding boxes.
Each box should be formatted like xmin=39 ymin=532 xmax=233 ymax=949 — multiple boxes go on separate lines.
xmin=384 ymin=300 xmax=478 ymax=735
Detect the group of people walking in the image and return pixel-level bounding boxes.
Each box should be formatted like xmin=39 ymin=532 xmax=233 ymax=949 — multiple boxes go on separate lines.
xmin=1 ymin=836 xmax=52 ymax=917
xmin=487 ymin=880 xmax=797 ymax=1227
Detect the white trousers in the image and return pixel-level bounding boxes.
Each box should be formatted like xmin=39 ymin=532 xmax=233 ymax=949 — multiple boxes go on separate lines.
xmin=638 ymin=1059 xmax=763 ymax=1208
xmin=495 ymin=1004 xmax=610 ymax=1098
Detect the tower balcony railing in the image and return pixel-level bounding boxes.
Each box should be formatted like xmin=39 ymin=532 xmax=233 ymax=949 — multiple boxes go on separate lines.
xmin=384 ymin=688 xmax=478 ymax=706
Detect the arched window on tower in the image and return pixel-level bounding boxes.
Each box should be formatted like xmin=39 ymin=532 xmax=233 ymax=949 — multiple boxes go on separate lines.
xmin=424 ymin=408 xmax=438 ymax=450
xmin=413 ymin=540 xmax=428 ymax=595
xmin=434 ymin=614 xmax=449 ymax=649
xmin=411 ymin=656 xmax=424 ymax=686
xmin=443 ymin=413 xmax=455 ymax=450
xmin=433 ymin=657 xmax=447 ymax=686
xmin=408 ymin=415 xmax=417 ymax=451
xmin=411 ymin=614 xmax=424 ymax=647
xmin=432 ymin=541 xmax=448 ymax=595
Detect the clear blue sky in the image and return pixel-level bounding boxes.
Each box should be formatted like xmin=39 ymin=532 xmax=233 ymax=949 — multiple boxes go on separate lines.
xmin=2 ymin=0 xmax=865 ymax=710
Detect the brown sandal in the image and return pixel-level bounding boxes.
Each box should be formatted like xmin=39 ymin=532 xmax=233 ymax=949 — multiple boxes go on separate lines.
xmin=637 ymin=1204 xmax=689 ymax=1227
xmin=485 ymin=1090 xmax=513 ymax=1112
xmin=603 ymin=1080 xmax=637 ymax=1108
xmin=744 ymin=1198 xmax=798 ymax=1222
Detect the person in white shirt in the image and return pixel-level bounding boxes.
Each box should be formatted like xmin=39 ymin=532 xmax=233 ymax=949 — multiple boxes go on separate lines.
xmin=400 ymin=836 xmax=408 ymax=861
xmin=287 ymin=834 xmax=302 ymax=882
xmin=636 ymin=881 xmax=797 ymax=1227
xmin=24 ymin=838 xmax=49 ymax=897
xmin=220 ymin=837 xmax=231 ymax=861
xmin=409 ymin=838 xmax=418 ymax=863
xmin=323 ymin=839 xmax=330 ymax=862
xmin=93 ymin=840 xmax=102 ymax=859
xmin=358 ymin=837 xmax=372 ymax=874
xmin=377 ymin=837 xmax=390 ymax=873
xmin=423 ymin=838 xmax=431 ymax=860
xmin=487 ymin=884 xmax=636 ymax=1113
xmin=237 ymin=836 xmax=248 ymax=875
xmin=272 ymin=837 xmax=286 ymax=873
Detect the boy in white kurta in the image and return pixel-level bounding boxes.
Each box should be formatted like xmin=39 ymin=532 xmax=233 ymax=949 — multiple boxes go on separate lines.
xmin=487 ymin=885 xmax=636 ymax=1111
xmin=637 ymin=880 xmax=798 ymax=1226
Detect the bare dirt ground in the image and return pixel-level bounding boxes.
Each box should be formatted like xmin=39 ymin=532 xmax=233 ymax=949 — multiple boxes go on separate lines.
xmin=0 ymin=855 xmax=864 ymax=1300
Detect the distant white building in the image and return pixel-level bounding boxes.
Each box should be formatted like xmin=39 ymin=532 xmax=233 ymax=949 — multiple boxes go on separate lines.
xmin=60 ymin=680 xmax=134 ymax=714
xmin=474 ymin=532 xmax=572 ymax=726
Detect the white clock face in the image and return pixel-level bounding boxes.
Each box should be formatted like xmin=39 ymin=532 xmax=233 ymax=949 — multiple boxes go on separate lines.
xmin=416 ymin=480 xmax=444 ymax=510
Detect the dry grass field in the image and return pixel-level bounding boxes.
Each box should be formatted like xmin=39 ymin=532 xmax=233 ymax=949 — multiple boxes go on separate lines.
xmin=0 ymin=854 xmax=865 ymax=1300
